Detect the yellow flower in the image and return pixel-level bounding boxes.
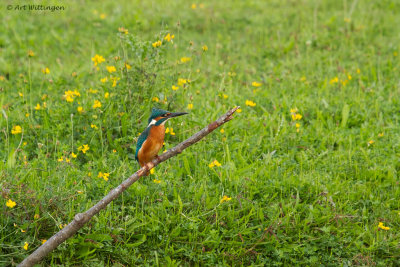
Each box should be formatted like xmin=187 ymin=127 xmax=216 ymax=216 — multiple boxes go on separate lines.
xmin=220 ymin=129 xmax=225 ymax=133
xmin=292 ymin=113 xmax=302 ymax=121
xmin=153 ymin=179 xmax=161 ymax=183
xmin=378 ymin=222 xmax=390 ymax=230
xmin=150 ymin=168 xmax=155 ymax=175
xmin=300 ymin=76 xmax=307 ymax=82
xmin=164 ymin=33 xmax=175 ymax=42
xmin=296 ymin=123 xmax=300 ymax=128
xmin=180 ymin=57 xmax=191 ymax=63
xmin=64 ymin=90 xmax=80 ymax=102
xmin=290 ymin=108 xmax=298 ymax=113
xmin=356 ymin=68 xmax=361 ymax=74
xmin=236 ymin=108 xmax=242 ymax=113
xmin=348 ymin=74 xmax=352 ymax=80
xmin=118 ymin=27 xmax=129 ymax=34
xmin=11 ymin=125 xmax=22 ymax=135
xmin=91 ymin=124 xmax=98 ymax=129
xmin=329 ymin=77 xmax=339 ymax=84
xmin=88 ymin=88 xmax=98 ymax=94
xmin=41 ymin=239 xmax=47 ymax=244
xmin=252 ymin=81 xmax=262 ymax=87
xmin=98 ymin=172 xmax=109 ymax=181
xmin=91 ymin=54 xmax=105 ymax=66
xmin=124 ymin=62 xmax=131 ymax=69
xmin=100 ymin=77 xmax=108 ymax=83
xmin=57 ymin=156 xmax=64 ymax=162
xmin=191 ymin=3 xmax=197 ymax=9
xmin=341 ymin=80 xmax=348 ymax=87
xmin=99 ymin=13 xmax=106 ymax=19
xmin=35 ymin=103 xmax=41 ymax=110
xmin=223 ymin=94 xmax=228 ymax=99
xmin=113 ymin=149 xmax=117 ymax=153
xmin=368 ymin=140 xmax=374 ymax=146
xmin=41 ymin=67 xmax=50 ymax=74
xmin=27 ymin=50 xmax=35 ymax=57
xmin=188 ymin=103 xmax=193 ymax=110
xmin=209 ymin=159 xmax=221 ymax=168
xmin=378 ymin=133 xmax=384 ymax=137
xmin=71 ymin=152 xmax=77 ymax=158
xmin=77 ymin=106 xmax=83 ymax=113
xmin=172 ymin=85 xmax=179 ymax=91
xmin=245 ymin=100 xmax=256 ymax=107
xmin=104 ymin=92 xmax=109 ymax=99
xmin=220 ymin=195 xmax=232 ymax=203
xmin=65 ymin=158 xmax=70 ymax=163
xmin=18 ymin=92 xmax=23 ymax=97
xmin=177 ymin=78 xmax=188 ymax=87
xmin=93 ymin=100 xmax=102 ymax=108
xmin=106 ymin=66 xmax=117 ymax=73
xmin=152 ymin=96 xmax=159 ymax=102
xmin=110 ymin=76 xmax=120 ymax=87
xmin=78 ymin=144 xmax=90 ymax=154
xmin=23 ymin=242 xmax=29 ymax=250
xmin=202 ymin=45 xmax=208 ymax=51
xmin=25 ymin=113 xmax=29 ymax=117
xmin=165 ymin=127 xmax=176 ymax=135
xmin=152 ymin=40 xmax=162 ymax=48
xmin=6 ymin=199 xmax=16 ymax=208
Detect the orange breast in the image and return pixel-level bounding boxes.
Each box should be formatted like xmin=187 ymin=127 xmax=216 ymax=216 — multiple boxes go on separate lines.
xmin=137 ymin=125 xmax=165 ymax=167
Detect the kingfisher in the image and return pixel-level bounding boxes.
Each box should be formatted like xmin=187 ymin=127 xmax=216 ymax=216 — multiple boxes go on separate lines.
xmin=135 ymin=108 xmax=188 ymax=169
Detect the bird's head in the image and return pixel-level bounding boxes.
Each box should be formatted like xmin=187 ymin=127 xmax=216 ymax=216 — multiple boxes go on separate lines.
xmin=147 ymin=107 xmax=188 ymax=126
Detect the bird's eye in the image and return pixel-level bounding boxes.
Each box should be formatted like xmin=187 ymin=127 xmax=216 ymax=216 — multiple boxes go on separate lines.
xmin=163 ymin=113 xmax=170 ymax=117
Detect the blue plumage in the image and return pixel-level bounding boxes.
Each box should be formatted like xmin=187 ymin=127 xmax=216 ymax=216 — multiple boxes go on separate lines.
xmin=135 ymin=126 xmax=151 ymax=161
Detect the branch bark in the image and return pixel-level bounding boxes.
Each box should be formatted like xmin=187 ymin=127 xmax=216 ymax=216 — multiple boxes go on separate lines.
xmin=18 ymin=106 xmax=240 ymax=267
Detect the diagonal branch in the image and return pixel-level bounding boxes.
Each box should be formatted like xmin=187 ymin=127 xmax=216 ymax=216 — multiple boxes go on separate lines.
xmin=18 ymin=106 xmax=240 ymax=267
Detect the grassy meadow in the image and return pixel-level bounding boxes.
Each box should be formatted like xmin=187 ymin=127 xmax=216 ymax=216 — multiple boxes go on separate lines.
xmin=1 ymin=0 xmax=400 ymax=265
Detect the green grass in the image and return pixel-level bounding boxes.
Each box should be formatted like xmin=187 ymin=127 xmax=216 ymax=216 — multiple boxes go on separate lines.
xmin=1 ymin=0 xmax=400 ymax=265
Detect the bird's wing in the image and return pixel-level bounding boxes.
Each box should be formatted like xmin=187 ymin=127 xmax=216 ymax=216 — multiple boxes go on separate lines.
xmin=135 ymin=126 xmax=152 ymax=161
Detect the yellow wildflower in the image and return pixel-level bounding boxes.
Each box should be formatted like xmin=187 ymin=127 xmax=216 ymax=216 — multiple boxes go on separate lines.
xmin=88 ymin=88 xmax=98 ymax=94
xmin=11 ymin=125 xmax=22 ymax=135
xmin=110 ymin=76 xmax=120 ymax=87
xmin=191 ymin=3 xmax=197 ymax=9
xmin=93 ymin=100 xmax=102 ymax=108
xmin=64 ymin=90 xmax=80 ymax=102
xmin=378 ymin=222 xmax=390 ymax=230
xmin=71 ymin=152 xmax=77 ymax=158
xmin=105 ymin=92 xmax=109 ymax=99
xmin=165 ymin=127 xmax=175 ymax=135
xmin=25 ymin=113 xmax=29 ymax=117
xmin=77 ymin=106 xmax=83 ymax=113
xmin=18 ymin=92 xmax=23 ymax=97
xmin=164 ymin=33 xmax=175 ymax=42
xmin=356 ymin=68 xmax=361 ymax=74
xmin=223 ymin=94 xmax=228 ymax=99
xmin=153 ymin=179 xmax=161 ymax=184
xmin=177 ymin=78 xmax=188 ymax=86
xmin=113 ymin=149 xmax=117 ymax=153
xmin=27 ymin=50 xmax=35 ymax=57
xmin=368 ymin=140 xmax=374 ymax=146
xmin=172 ymin=85 xmax=179 ymax=90
xmin=252 ymin=81 xmax=262 ymax=87
xmin=100 ymin=13 xmax=106 ymax=19
xmin=91 ymin=124 xmax=98 ymax=129
xmin=348 ymin=74 xmax=352 ymax=80
xmin=106 ymin=66 xmax=117 ymax=73
xmin=41 ymin=67 xmax=50 ymax=74
xmin=300 ymin=76 xmax=307 ymax=82
xmin=124 ymin=62 xmax=131 ymax=69
xmin=329 ymin=77 xmax=339 ymax=84
xmin=58 ymin=156 xmax=64 ymax=162
xmin=78 ymin=144 xmax=90 ymax=154
xmin=35 ymin=103 xmax=41 ymax=110
xmin=378 ymin=133 xmax=384 ymax=137
xmin=41 ymin=239 xmax=47 ymax=244
xmin=245 ymin=100 xmax=256 ymax=107
xmin=118 ymin=27 xmax=129 ymax=34
xmin=220 ymin=195 xmax=232 ymax=203
xmin=188 ymin=103 xmax=193 ymax=110
xmin=150 ymin=168 xmax=155 ymax=175
xmin=202 ymin=45 xmax=208 ymax=51
xmin=290 ymin=108 xmax=298 ymax=113
xmin=100 ymin=77 xmax=108 ymax=83
xmin=236 ymin=108 xmax=242 ymax=113
xmin=220 ymin=129 xmax=225 ymax=133
xmin=23 ymin=242 xmax=29 ymax=250
xmin=180 ymin=57 xmax=191 ymax=63
xmin=91 ymin=54 xmax=105 ymax=66
xmin=98 ymin=172 xmax=109 ymax=181
xmin=152 ymin=97 xmax=159 ymax=102
xmin=6 ymin=199 xmax=16 ymax=208
xmin=152 ymin=40 xmax=162 ymax=48
xmin=209 ymin=159 xmax=222 ymax=168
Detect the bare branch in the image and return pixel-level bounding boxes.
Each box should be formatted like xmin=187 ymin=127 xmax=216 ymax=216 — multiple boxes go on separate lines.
xmin=18 ymin=106 xmax=240 ymax=267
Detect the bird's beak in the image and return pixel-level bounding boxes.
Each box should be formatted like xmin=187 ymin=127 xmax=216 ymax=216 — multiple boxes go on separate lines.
xmin=167 ymin=112 xmax=188 ymax=118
